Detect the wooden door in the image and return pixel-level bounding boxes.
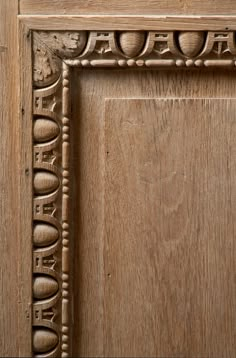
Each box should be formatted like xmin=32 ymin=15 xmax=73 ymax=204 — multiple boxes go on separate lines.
xmin=2 ymin=1 xmax=236 ymax=357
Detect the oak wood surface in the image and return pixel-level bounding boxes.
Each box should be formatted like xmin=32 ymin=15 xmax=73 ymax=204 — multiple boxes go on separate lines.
xmin=0 ymin=0 xmax=20 ymax=356
xmin=19 ymin=15 xmax=236 ymax=31
xmin=27 ymin=22 xmax=236 ymax=357
xmin=19 ymin=19 xmax=33 ymax=357
xmin=1 ymin=1 xmax=236 ymax=356
xmin=19 ymin=0 xmax=236 ymax=16
xmin=104 ymin=98 xmax=236 ymax=357
xmin=71 ymin=69 xmax=236 ymax=357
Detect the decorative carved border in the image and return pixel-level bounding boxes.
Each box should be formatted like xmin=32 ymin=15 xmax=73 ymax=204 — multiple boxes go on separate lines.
xmin=31 ymin=27 xmax=236 ymax=357
xmin=32 ymin=32 xmax=71 ymax=355
xmin=34 ymin=30 xmax=236 ymax=78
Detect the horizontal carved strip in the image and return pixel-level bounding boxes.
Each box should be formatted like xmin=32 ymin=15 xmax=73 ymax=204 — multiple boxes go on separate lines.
xmin=34 ymin=30 xmax=236 ymax=87
xmin=65 ymin=58 xmax=236 ymax=67
xmin=35 ymin=30 xmax=236 ymax=61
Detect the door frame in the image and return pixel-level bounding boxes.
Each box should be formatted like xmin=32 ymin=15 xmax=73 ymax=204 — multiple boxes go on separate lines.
xmin=19 ymin=15 xmax=236 ymax=356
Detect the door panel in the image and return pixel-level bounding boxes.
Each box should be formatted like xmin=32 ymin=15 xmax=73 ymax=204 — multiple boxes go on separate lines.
xmin=104 ymin=98 xmax=236 ymax=357
xmin=71 ymin=69 xmax=236 ymax=357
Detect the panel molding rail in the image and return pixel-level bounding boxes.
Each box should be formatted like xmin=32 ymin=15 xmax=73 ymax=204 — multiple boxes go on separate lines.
xmin=19 ymin=16 xmax=236 ymax=357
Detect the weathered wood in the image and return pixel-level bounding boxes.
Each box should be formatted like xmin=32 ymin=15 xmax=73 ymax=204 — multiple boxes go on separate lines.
xmin=0 ymin=0 xmax=20 ymax=356
xmin=1 ymin=1 xmax=236 ymax=356
xmin=19 ymin=18 xmax=33 ymax=357
xmin=26 ymin=21 xmax=236 ymax=357
xmin=19 ymin=0 xmax=236 ymax=16
xmin=19 ymin=15 xmax=236 ymax=31
xmin=32 ymin=29 xmax=236 ymax=72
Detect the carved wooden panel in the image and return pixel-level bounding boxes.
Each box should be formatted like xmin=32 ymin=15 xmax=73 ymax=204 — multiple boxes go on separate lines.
xmin=18 ymin=16 xmax=236 ymax=357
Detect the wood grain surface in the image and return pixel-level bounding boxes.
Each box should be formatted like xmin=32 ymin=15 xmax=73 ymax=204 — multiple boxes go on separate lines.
xmin=19 ymin=18 xmax=33 ymax=357
xmin=104 ymin=98 xmax=236 ymax=357
xmin=0 ymin=0 xmax=20 ymax=356
xmin=71 ymin=69 xmax=236 ymax=357
xmin=1 ymin=1 xmax=236 ymax=356
xmin=18 ymin=15 xmax=236 ymax=32
xmin=20 ymin=0 xmax=236 ymax=15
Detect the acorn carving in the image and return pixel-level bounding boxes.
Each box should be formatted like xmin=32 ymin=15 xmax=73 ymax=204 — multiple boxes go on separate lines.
xmin=33 ymin=328 xmax=58 ymax=353
xmin=33 ymin=223 xmax=59 ymax=247
xmin=33 ymin=276 xmax=59 ymax=299
xmin=178 ymin=31 xmax=205 ymax=57
xmin=34 ymin=171 xmax=59 ymax=195
xmin=119 ymin=31 xmax=146 ymax=57
xmin=34 ymin=118 xmax=60 ymax=143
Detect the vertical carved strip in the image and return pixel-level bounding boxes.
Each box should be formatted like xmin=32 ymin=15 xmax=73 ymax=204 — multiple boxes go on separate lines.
xmin=33 ymin=77 xmax=63 ymax=357
xmin=61 ymin=63 xmax=70 ymax=358
xmin=33 ymin=35 xmax=70 ymax=358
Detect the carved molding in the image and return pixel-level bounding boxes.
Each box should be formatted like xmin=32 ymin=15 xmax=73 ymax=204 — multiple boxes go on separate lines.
xmin=34 ymin=31 xmax=236 ymax=88
xmin=32 ymin=28 xmax=236 ymax=357
xmin=33 ymin=74 xmax=63 ymax=357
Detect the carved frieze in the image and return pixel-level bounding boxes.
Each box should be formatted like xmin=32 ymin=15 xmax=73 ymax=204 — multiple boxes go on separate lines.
xmin=34 ymin=30 xmax=236 ymax=86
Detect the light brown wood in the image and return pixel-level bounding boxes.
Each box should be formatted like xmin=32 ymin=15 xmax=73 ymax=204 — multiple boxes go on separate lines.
xmin=19 ymin=15 xmax=236 ymax=31
xmin=71 ymin=69 xmax=236 ymax=357
xmin=31 ymin=29 xmax=236 ymax=73
xmin=178 ymin=31 xmax=205 ymax=56
xmin=33 ymin=276 xmax=59 ymax=300
xmin=26 ymin=22 xmax=236 ymax=357
xmin=19 ymin=0 xmax=236 ymax=15
xmin=2 ymin=3 xmax=236 ymax=356
xmin=0 ymin=1 xmax=20 ymax=356
xmin=104 ymin=98 xmax=236 ymax=357
xmin=19 ymin=18 xmax=33 ymax=357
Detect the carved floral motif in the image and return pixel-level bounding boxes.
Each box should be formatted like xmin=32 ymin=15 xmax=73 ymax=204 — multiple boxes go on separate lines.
xmin=33 ymin=40 xmax=61 ymax=88
xmin=35 ymin=31 xmax=87 ymax=58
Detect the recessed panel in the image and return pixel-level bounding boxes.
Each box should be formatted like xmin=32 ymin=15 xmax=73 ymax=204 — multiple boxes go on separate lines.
xmin=71 ymin=70 xmax=236 ymax=357
xmin=103 ymin=98 xmax=236 ymax=357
